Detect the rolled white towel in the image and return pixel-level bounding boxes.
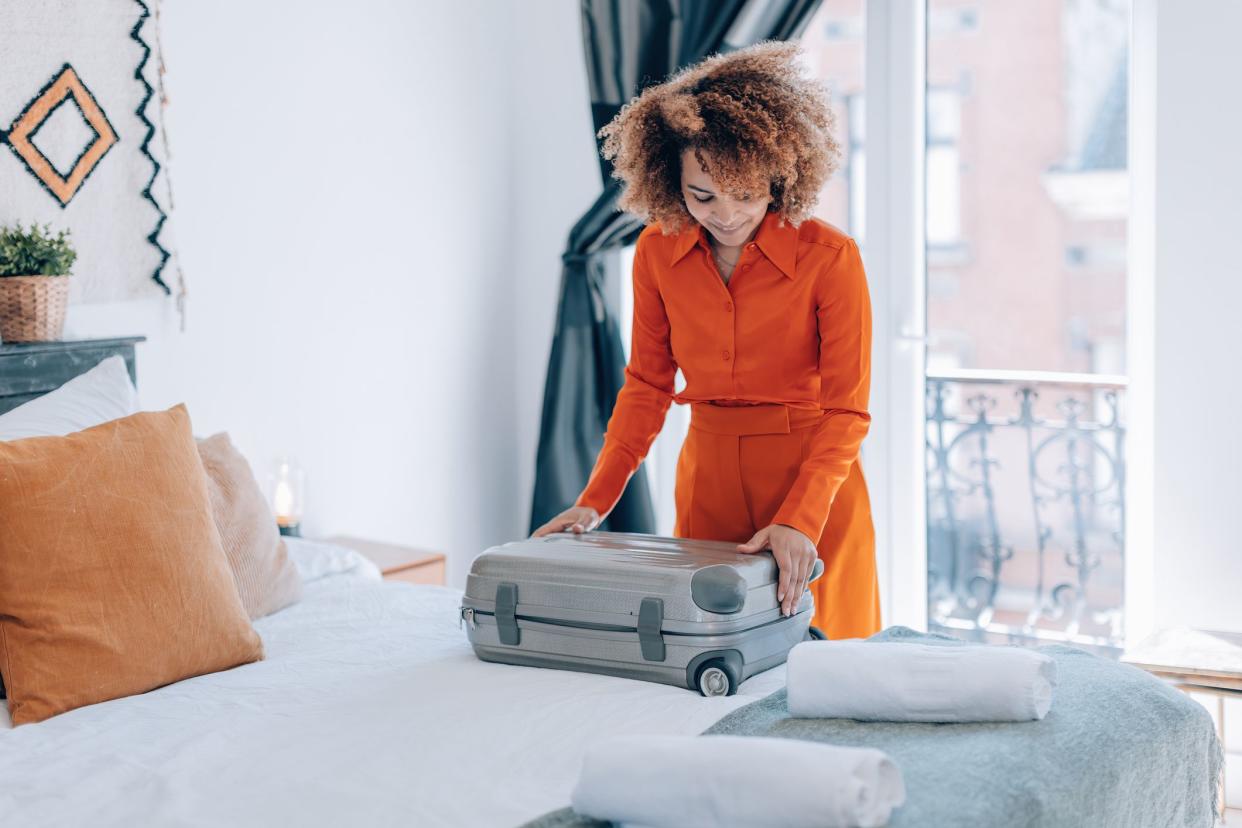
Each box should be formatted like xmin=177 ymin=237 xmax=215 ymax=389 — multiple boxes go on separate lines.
xmin=570 ymin=733 xmax=905 ymax=828
xmin=786 ymin=640 xmax=1058 ymax=722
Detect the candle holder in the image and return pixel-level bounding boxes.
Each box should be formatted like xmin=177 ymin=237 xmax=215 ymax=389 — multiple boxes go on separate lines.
xmin=269 ymin=456 xmax=305 ymax=537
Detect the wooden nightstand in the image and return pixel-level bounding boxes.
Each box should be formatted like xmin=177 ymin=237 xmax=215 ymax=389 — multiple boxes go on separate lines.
xmin=1122 ymin=627 xmax=1242 ymax=821
xmin=324 ymin=535 xmax=446 ymax=586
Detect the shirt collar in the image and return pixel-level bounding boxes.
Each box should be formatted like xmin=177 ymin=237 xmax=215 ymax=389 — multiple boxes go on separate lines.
xmin=668 ymin=209 xmax=799 ymax=280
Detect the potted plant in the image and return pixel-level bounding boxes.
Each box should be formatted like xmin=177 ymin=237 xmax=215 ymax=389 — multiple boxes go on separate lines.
xmin=0 ymin=222 xmax=77 ymax=342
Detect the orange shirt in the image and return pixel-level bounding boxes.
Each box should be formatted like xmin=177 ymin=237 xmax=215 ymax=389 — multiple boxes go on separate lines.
xmin=574 ymin=208 xmax=872 ymax=545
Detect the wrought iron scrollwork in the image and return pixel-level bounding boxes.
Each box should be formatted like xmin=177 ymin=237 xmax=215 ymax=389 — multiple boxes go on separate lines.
xmin=926 ymin=374 xmax=1126 ymax=654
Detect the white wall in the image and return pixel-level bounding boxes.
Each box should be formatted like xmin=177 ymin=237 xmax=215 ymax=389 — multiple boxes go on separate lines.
xmin=65 ymin=0 xmax=547 ymax=589
xmin=1146 ymin=0 xmax=1242 ymax=637
xmin=507 ymin=1 xmax=601 ymax=538
xmin=1128 ymin=0 xmax=1242 ymax=800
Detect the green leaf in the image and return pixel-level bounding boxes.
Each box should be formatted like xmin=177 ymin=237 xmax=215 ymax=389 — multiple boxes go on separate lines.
xmin=0 ymin=221 xmax=76 ymax=277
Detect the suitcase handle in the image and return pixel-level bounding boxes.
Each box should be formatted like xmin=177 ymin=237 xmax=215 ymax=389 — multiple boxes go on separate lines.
xmin=809 ymin=558 xmax=825 ymax=584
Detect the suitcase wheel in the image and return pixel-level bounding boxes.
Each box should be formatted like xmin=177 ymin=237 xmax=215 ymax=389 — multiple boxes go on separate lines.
xmin=805 ymin=625 xmax=827 ymax=641
xmin=695 ymin=659 xmax=738 ymax=697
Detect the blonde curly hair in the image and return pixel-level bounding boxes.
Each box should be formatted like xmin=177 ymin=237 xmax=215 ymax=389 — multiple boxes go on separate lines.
xmin=598 ymin=39 xmax=841 ymax=234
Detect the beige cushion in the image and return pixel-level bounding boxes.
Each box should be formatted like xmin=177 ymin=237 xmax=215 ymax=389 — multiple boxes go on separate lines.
xmin=0 ymin=404 xmax=264 ymax=725
xmin=197 ymin=432 xmax=302 ymax=619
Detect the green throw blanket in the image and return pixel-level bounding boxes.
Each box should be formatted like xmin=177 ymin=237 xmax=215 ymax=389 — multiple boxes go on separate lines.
xmin=521 ymin=626 xmax=1223 ymax=828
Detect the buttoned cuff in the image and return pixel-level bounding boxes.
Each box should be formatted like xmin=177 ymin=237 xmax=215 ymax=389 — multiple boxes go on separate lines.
xmin=771 ymin=503 xmax=830 ymax=548
xmin=573 ymin=444 xmax=639 ymax=520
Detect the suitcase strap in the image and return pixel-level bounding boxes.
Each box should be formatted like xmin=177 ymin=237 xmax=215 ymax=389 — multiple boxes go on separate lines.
xmin=496 ymin=582 xmax=520 ymax=645
xmin=638 ymin=598 xmax=666 ymax=662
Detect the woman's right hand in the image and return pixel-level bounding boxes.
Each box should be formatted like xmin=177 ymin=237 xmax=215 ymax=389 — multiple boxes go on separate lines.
xmin=531 ymin=506 xmax=602 ymax=538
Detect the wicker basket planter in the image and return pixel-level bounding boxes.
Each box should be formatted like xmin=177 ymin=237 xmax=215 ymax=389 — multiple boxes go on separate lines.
xmin=0 ymin=275 xmax=70 ymax=342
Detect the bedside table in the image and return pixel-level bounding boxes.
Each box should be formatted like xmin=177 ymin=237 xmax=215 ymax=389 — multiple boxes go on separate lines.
xmin=1122 ymin=627 xmax=1242 ymax=820
xmin=324 ymin=535 xmax=446 ymax=586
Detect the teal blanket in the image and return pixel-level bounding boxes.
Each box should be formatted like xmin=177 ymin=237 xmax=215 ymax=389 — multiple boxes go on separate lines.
xmin=522 ymin=626 xmax=1222 ymax=827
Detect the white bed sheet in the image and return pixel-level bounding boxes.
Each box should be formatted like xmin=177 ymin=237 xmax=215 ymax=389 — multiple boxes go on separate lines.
xmin=0 ymin=540 xmax=786 ymax=827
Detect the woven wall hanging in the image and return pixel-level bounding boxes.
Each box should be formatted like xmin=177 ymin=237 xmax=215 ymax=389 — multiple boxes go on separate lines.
xmin=0 ymin=0 xmax=184 ymax=313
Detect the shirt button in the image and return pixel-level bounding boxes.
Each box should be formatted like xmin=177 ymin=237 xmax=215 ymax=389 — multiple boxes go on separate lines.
xmin=724 ymin=301 xmax=733 ymax=312
xmin=745 ymin=243 xmax=756 ymax=250
xmin=741 ymin=263 xmax=751 ymax=271
xmin=721 ymin=350 xmax=731 ymax=361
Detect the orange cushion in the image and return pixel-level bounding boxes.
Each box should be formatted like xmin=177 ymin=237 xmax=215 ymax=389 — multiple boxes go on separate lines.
xmin=197 ymin=432 xmax=303 ymax=619
xmin=0 ymin=404 xmax=264 ymax=725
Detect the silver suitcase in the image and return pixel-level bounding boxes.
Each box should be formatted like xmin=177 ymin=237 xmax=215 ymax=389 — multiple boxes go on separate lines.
xmin=459 ymin=530 xmax=824 ymax=696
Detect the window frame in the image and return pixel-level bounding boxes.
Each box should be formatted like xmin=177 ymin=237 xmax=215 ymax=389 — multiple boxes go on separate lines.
xmin=863 ymin=0 xmax=928 ymax=630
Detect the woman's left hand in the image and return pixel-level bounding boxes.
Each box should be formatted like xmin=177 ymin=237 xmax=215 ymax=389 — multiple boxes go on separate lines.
xmin=737 ymin=524 xmax=818 ymax=617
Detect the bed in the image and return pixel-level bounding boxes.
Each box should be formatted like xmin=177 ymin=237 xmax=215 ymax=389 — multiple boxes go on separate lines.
xmin=0 ymin=538 xmax=787 ymax=826
xmin=0 ymin=536 xmax=1223 ymax=827
xmin=0 ymin=340 xmax=1224 ymax=827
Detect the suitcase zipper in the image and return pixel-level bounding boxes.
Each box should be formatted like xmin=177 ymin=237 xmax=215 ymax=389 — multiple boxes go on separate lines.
xmin=459 ymin=606 xmax=477 ymax=630
xmin=463 ymin=607 xmax=801 ymax=636
xmin=466 ymin=608 xmax=632 ymax=633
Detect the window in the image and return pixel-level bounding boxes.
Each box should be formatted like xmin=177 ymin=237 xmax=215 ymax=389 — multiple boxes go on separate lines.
xmin=926 ymin=1 xmax=1129 ymax=377
xmin=805 ymin=2 xmax=866 ymax=238
xmin=924 ymin=0 xmax=1131 ymax=653
xmin=925 ymin=87 xmax=961 ymax=248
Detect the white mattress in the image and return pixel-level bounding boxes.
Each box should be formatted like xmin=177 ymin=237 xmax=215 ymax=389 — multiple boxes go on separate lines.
xmin=0 ymin=539 xmax=786 ymax=827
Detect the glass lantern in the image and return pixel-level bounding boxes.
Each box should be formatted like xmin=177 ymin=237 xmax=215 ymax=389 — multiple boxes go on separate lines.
xmin=269 ymin=456 xmax=305 ymax=537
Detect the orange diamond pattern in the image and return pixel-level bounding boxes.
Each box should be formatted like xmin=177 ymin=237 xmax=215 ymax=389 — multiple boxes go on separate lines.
xmin=5 ymin=64 xmax=118 ymax=206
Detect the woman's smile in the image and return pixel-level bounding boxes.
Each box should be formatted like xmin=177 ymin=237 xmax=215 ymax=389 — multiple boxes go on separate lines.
xmin=680 ymin=148 xmax=773 ymax=246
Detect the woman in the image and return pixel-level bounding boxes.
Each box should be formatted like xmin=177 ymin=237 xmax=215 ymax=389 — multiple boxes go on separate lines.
xmin=532 ymin=40 xmax=880 ymax=640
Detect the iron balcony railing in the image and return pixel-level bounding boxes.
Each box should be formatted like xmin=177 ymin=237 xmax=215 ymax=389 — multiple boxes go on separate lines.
xmin=925 ymin=369 xmax=1127 ymax=655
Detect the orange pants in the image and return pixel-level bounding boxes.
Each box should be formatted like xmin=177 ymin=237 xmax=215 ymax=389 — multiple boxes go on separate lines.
xmin=673 ymin=402 xmax=881 ymax=640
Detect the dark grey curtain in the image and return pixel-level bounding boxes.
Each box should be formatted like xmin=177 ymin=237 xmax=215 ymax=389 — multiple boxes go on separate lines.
xmin=528 ymin=0 xmax=823 ymax=535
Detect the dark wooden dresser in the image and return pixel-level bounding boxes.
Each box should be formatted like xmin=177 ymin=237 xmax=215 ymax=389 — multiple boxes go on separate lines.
xmin=0 ymin=337 xmax=146 ymax=415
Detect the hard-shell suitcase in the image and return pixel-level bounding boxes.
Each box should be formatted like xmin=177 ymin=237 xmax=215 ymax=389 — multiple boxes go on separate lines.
xmin=459 ymin=530 xmax=825 ymax=696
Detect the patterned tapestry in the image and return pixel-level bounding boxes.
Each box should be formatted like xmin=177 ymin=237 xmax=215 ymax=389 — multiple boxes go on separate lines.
xmin=0 ymin=0 xmax=182 ymax=307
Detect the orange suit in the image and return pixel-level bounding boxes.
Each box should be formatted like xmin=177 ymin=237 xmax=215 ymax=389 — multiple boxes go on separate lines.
xmin=574 ymin=209 xmax=880 ymax=640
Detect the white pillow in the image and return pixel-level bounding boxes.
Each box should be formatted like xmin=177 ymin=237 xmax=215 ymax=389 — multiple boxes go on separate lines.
xmin=0 ymin=354 xmax=139 ymax=440
xmin=283 ymin=537 xmax=383 ymax=584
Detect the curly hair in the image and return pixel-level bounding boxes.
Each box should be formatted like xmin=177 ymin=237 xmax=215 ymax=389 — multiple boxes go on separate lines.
xmin=598 ymin=39 xmax=841 ymax=234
